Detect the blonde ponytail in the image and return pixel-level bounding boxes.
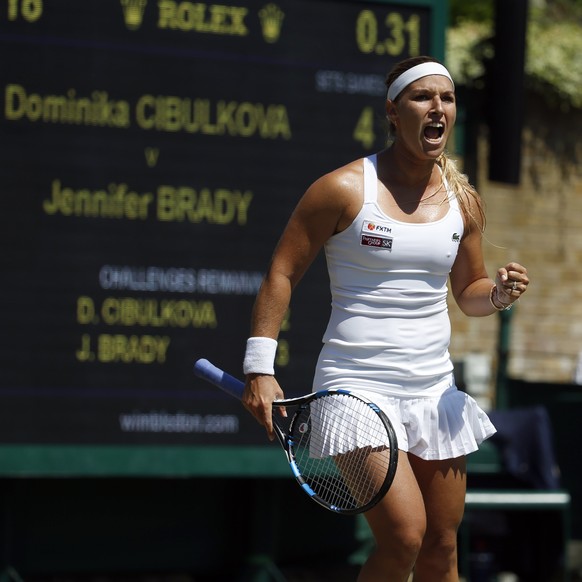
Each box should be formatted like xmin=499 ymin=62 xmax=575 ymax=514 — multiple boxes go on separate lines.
xmin=437 ymin=153 xmax=486 ymax=232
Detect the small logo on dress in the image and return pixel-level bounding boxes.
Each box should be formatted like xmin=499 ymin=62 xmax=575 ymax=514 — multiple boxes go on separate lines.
xmin=361 ymin=219 xmax=393 ymax=250
xmin=259 ymin=3 xmax=285 ymax=43
xmin=120 ymin=0 xmax=147 ymax=30
xmin=361 ymin=235 xmax=393 ymax=250
xmin=363 ymin=220 xmax=391 ymax=234
xmin=451 ymin=232 xmax=461 ymax=243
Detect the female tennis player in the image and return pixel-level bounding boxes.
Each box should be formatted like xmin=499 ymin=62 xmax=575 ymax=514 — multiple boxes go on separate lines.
xmin=241 ymin=55 xmax=529 ymax=581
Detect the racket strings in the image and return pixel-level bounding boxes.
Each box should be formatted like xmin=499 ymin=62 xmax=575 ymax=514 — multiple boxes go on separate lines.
xmin=289 ymin=393 xmax=395 ymax=512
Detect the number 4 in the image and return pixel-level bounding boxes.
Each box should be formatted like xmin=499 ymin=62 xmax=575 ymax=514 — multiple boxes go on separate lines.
xmin=353 ymin=107 xmax=375 ymax=149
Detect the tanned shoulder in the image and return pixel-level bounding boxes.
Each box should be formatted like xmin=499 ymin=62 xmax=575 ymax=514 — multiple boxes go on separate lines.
xmin=302 ymin=158 xmax=364 ymax=233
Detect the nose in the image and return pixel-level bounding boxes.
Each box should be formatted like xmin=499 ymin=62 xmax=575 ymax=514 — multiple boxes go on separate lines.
xmin=431 ymin=96 xmax=444 ymax=114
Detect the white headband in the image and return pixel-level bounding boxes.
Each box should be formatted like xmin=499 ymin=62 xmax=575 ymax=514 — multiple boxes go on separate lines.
xmin=387 ymin=62 xmax=454 ymax=101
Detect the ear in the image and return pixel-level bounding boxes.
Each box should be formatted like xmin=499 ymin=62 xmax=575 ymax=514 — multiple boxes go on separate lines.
xmin=385 ymin=99 xmax=398 ymax=126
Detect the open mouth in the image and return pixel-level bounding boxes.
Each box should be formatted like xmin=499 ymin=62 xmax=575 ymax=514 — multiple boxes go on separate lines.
xmin=424 ymin=122 xmax=445 ymax=142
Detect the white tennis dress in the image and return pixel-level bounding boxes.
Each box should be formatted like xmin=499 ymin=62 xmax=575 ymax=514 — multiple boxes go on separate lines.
xmin=312 ymin=154 xmax=496 ymax=460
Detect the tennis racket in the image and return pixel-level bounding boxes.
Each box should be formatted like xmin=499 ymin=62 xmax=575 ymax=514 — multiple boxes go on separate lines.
xmin=194 ymin=358 xmax=398 ymax=515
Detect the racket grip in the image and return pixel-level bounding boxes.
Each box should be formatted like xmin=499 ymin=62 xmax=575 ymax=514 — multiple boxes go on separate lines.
xmin=194 ymin=358 xmax=245 ymax=400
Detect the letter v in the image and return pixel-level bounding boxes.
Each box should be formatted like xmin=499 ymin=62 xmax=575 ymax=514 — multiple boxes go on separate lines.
xmin=145 ymin=147 xmax=160 ymax=167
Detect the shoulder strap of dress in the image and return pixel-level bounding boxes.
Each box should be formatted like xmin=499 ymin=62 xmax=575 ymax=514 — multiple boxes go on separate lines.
xmin=442 ymin=174 xmax=461 ymax=211
xmin=363 ymin=154 xmax=378 ymax=203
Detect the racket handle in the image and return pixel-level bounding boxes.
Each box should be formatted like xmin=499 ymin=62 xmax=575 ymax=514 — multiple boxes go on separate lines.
xmin=194 ymin=358 xmax=245 ymax=400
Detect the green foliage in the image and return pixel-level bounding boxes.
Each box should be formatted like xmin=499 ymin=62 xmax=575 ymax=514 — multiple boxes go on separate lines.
xmin=538 ymin=0 xmax=582 ymax=20
xmin=449 ymin=0 xmax=494 ymax=26
xmin=446 ymin=21 xmax=492 ymax=89
xmin=527 ymin=20 xmax=582 ymax=109
xmin=446 ymin=1 xmax=582 ymax=110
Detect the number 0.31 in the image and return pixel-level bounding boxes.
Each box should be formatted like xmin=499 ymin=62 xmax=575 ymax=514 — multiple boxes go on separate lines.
xmin=355 ymin=10 xmax=420 ymax=57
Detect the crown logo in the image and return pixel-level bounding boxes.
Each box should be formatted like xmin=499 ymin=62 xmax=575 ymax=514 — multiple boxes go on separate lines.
xmin=120 ymin=0 xmax=147 ymax=30
xmin=258 ymin=3 xmax=285 ymax=43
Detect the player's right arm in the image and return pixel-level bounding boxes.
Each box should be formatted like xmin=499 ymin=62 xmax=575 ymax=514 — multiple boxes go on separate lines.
xmin=242 ymin=162 xmax=362 ymax=439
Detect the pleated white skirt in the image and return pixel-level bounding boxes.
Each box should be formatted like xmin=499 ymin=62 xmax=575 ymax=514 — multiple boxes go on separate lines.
xmin=312 ymin=358 xmax=496 ymax=461
xmin=357 ymin=386 xmax=496 ymax=460
xmin=309 ymin=385 xmax=495 ymax=461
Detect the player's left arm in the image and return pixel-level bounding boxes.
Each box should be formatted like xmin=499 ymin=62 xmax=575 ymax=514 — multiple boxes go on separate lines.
xmin=450 ymin=200 xmax=529 ymax=316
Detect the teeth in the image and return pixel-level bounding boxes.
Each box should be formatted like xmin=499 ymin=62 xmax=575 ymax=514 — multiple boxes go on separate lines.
xmin=427 ymin=122 xmax=444 ymax=128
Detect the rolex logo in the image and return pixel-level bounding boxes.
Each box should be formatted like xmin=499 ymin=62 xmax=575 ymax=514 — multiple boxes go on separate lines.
xmin=120 ymin=0 xmax=147 ymax=30
xmin=258 ymin=3 xmax=284 ymax=43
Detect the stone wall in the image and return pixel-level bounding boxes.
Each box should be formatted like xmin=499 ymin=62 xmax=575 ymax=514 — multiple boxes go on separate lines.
xmin=448 ymin=92 xmax=582 ymax=391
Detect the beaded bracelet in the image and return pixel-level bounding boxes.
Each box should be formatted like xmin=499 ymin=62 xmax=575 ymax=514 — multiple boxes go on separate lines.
xmin=489 ymin=284 xmax=513 ymax=311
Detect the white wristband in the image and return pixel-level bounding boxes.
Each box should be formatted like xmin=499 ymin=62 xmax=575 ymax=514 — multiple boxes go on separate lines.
xmin=243 ymin=337 xmax=278 ymax=375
